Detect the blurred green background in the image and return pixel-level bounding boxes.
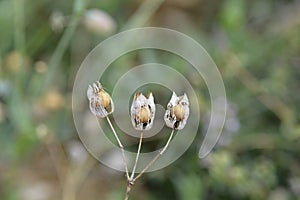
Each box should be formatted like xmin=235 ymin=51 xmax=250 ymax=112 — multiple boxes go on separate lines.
xmin=1 ymin=0 xmax=300 ymax=199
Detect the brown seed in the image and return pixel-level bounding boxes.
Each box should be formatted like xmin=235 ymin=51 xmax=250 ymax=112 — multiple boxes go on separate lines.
xmin=172 ymin=104 xmax=185 ymax=121
xmin=99 ymin=89 xmax=111 ymax=108
xmin=139 ymin=107 xmax=149 ymax=123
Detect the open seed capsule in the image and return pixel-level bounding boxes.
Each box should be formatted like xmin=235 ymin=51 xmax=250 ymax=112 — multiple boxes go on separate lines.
xmin=87 ymin=81 xmax=114 ymax=118
xmin=164 ymin=92 xmax=189 ymax=130
xmin=130 ymin=92 xmax=155 ymax=131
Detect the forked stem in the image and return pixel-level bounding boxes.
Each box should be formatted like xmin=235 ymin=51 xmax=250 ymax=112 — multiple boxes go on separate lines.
xmin=132 ymin=129 xmax=175 ymax=183
xmin=124 ymin=181 xmax=132 ymax=200
xmin=106 ymin=116 xmax=130 ymax=180
xmin=129 ymin=132 xmax=143 ymax=183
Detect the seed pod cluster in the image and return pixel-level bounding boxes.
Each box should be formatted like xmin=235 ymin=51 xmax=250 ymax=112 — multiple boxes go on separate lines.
xmin=87 ymin=81 xmax=190 ymax=131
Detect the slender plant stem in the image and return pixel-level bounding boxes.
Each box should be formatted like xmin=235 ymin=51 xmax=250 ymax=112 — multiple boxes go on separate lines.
xmin=42 ymin=0 xmax=86 ymax=91
xmin=13 ymin=0 xmax=26 ymax=90
xmin=129 ymin=132 xmax=143 ymax=182
xmin=122 ymin=0 xmax=165 ymax=30
xmin=132 ymin=129 xmax=175 ymax=183
xmin=106 ymin=116 xmax=130 ymax=180
xmin=13 ymin=0 xmax=25 ymax=55
xmin=37 ymin=126 xmax=67 ymax=188
xmin=124 ymin=182 xmax=132 ymax=200
xmin=228 ymin=53 xmax=294 ymax=127
xmin=160 ymin=129 xmax=175 ymax=155
xmin=43 ymin=17 xmax=79 ymax=89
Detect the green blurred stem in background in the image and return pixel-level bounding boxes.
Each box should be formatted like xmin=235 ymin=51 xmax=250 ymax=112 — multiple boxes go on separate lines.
xmin=123 ymin=0 xmax=165 ymax=30
xmin=43 ymin=0 xmax=87 ymax=91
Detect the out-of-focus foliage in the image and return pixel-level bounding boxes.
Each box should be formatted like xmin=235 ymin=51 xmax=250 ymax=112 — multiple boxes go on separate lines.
xmin=1 ymin=0 xmax=300 ymax=199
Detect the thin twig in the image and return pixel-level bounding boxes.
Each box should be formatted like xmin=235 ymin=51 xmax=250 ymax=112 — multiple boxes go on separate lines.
xmin=228 ymin=53 xmax=294 ymax=127
xmin=37 ymin=127 xmax=68 ymax=188
xmin=106 ymin=116 xmax=130 ymax=180
xmin=122 ymin=0 xmax=165 ymax=30
xmin=160 ymin=129 xmax=175 ymax=155
xmin=124 ymin=182 xmax=132 ymax=200
xmin=62 ymin=156 xmax=97 ymax=200
xmin=129 ymin=132 xmax=143 ymax=182
xmin=132 ymin=129 xmax=175 ymax=183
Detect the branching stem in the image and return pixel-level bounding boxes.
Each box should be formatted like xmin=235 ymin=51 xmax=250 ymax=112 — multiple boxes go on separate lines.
xmin=129 ymin=132 xmax=143 ymax=183
xmin=132 ymin=129 xmax=175 ymax=183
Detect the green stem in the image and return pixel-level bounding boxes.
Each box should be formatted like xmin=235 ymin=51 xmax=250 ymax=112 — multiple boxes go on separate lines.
xmin=42 ymin=0 xmax=86 ymax=91
xmin=13 ymin=0 xmax=25 ymax=55
xmin=122 ymin=0 xmax=165 ymax=30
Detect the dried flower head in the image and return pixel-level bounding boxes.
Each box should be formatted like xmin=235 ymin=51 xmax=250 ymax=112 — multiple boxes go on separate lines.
xmin=83 ymin=9 xmax=117 ymax=35
xmin=131 ymin=92 xmax=155 ymax=130
xmin=87 ymin=81 xmax=114 ymax=118
xmin=164 ymin=92 xmax=189 ymax=130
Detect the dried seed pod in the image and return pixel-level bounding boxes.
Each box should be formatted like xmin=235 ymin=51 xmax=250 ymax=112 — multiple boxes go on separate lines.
xmin=131 ymin=92 xmax=155 ymax=130
xmin=87 ymin=81 xmax=114 ymax=118
xmin=83 ymin=9 xmax=117 ymax=35
xmin=164 ymin=92 xmax=189 ymax=130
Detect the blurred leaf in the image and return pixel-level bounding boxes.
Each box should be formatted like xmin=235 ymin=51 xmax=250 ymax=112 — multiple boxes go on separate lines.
xmin=0 ymin=0 xmax=13 ymax=53
xmin=173 ymin=173 xmax=203 ymax=200
xmin=220 ymin=0 xmax=246 ymax=31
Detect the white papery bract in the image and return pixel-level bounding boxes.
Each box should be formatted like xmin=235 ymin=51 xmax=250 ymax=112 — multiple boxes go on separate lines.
xmin=130 ymin=92 xmax=155 ymax=131
xmin=87 ymin=81 xmax=114 ymax=118
xmin=164 ymin=92 xmax=189 ymax=130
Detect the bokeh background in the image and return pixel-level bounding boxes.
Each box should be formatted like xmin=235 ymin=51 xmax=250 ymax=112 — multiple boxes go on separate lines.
xmin=1 ymin=0 xmax=300 ymax=199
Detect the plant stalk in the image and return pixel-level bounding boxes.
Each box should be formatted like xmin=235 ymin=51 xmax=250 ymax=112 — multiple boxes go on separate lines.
xmin=106 ymin=116 xmax=130 ymax=180
xmin=132 ymin=129 xmax=174 ymax=183
xmin=129 ymin=132 xmax=143 ymax=183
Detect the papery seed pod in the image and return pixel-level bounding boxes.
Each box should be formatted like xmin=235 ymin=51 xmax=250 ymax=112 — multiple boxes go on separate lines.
xmin=164 ymin=92 xmax=189 ymax=130
xmin=87 ymin=81 xmax=114 ymax=118
xmin=83 ymin=9 xmax=117 ymax=35
xmin=131 ymin=92 xmax=155 ymax=130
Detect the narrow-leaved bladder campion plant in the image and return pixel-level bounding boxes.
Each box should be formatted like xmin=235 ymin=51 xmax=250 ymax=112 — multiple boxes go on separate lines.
xmin=87 ymin=81 xmax=190 ymax=200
